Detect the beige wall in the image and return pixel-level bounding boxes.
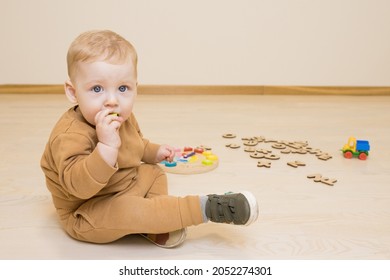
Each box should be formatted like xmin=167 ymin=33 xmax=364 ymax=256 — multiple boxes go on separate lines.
xmin=1 ymin=0 xmax=389 ymax=86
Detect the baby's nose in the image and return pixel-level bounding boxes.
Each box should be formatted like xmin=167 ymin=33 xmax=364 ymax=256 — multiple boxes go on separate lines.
xmin=105 ymin=93 xmax=118 ymax=106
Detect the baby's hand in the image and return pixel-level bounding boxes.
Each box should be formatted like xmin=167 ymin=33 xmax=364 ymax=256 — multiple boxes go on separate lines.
xmin=156 ymin=145 xmax=176 ymax=163
xmin=95 ymin=109 xmax=124 ymax=149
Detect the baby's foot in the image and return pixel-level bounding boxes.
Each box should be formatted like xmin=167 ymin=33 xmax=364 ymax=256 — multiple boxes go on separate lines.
xmin=140 ymin=228 xmax=187 ymax=248
xmin=206 ymin=191 xmax=259 ymax=225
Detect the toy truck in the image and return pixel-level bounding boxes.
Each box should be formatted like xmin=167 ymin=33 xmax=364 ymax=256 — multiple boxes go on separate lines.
xmin=342 ymin=136 xmax=370 ymax=160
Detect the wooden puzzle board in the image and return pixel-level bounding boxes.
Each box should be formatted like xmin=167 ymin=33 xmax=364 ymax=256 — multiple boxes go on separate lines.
xmin=158 ymin=146 xmax=219 ymax=175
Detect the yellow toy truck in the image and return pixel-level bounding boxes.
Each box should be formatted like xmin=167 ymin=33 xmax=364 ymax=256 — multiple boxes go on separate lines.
xmin=341 ymin=136 xmax=370 ymax=160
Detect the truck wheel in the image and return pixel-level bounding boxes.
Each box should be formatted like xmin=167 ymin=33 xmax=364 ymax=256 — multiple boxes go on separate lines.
xmin=358 ymin=153 xmax=367 ymax=160
xmin=344 ymin=151 xmax=353 ymax=159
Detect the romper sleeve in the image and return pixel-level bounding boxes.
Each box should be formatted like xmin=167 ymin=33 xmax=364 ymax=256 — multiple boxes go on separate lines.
xmin=130 ymin=114 xmax=161 ymax=164
xmin=50 ymin=132 xmax=118 ymax=199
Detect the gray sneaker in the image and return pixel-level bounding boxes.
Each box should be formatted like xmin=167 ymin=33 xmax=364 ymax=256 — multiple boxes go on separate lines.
xmin=206 ymin=191 xmax=258 ymax=225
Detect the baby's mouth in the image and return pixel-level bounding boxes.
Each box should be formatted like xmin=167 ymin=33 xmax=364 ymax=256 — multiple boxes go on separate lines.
xmin=109 ymin=112 xmax=119 ymax=117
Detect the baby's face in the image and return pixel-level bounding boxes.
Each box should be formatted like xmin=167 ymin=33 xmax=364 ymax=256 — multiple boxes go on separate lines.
xmin=71 ymin=59 xmax=137 ymax=126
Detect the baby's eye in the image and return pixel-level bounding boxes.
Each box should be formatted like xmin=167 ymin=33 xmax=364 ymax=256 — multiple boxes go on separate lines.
xmin=92 ymin=86 xmax=103 ymax=93
xmin=118 ymin=85 xmax=128 ymax=92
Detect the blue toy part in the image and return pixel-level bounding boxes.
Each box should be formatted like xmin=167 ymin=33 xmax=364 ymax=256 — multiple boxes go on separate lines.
xmin=164 ymin=161 xmax=177 ymax=167
xmin=356 ymin=140 xmax=370 ymax=152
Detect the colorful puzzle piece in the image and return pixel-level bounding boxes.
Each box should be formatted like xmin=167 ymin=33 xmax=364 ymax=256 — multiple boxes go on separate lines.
xmin=159 ymin=146 xmax=218 ymax=174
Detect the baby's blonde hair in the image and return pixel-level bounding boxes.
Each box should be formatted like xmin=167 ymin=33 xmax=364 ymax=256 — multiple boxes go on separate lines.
xmin=67 ymin=30 xmax=138 ymax=80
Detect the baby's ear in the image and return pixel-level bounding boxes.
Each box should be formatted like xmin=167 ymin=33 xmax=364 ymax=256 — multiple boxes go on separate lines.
xmin=64 ymin=80 xmax=77 ymax=104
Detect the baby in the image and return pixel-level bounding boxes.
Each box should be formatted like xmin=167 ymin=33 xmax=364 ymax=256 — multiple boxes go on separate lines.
xmin=40 ymin=30 xmax=259 ymax=248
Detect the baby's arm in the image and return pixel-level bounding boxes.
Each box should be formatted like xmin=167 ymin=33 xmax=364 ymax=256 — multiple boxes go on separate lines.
xmin=50 ymin=133 xmax=117 ymax=199
xmin=131 ymin=113 xmax=174 ymax=164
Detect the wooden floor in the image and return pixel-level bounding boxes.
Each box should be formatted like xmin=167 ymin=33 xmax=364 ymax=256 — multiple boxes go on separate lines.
xmin=0 ymin=93 xmax=389 ymax=260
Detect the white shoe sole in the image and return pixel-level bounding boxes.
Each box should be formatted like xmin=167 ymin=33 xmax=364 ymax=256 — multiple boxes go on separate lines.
xmin=240 ymin=191 xmax=259 ymax=226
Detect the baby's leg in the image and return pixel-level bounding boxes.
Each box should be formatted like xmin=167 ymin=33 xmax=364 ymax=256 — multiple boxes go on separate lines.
xmin=137 ymin=164 xmax=168 ymax=198
xmin=68 ymin=193 xmax=203 ymax=243
xmin=65 ymin=165 xmax=203 ymax=243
